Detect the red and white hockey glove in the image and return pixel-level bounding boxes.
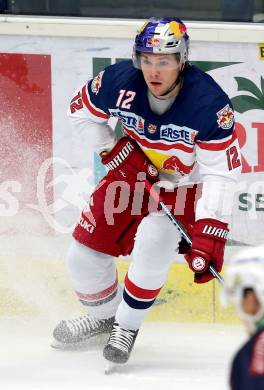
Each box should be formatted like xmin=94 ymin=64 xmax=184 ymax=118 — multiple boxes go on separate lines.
xmin=185 ymin=218 xmax=229 ymax=284
xmin=101 ymin=136 xmax=159 ymax=185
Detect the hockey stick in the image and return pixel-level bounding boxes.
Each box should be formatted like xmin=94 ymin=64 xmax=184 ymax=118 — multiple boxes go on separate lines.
xmin=144 ymin=180 xmax=223 ymax=284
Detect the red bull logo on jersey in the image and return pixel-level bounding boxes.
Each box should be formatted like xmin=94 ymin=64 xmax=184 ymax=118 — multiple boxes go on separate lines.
xmin=161 ymin=155 xmax=195 ymax=176
xmin=91 ymin=70 xmax=104 ymax=95
xmin=216 ymin=104 xmax=234 ymax=130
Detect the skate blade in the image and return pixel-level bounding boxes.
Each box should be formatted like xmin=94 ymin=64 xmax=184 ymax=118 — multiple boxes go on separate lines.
xmin=51 ymin=333 xmax=109 ymax=351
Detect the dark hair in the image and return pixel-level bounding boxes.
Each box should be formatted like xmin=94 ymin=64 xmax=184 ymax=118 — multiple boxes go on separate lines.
xmin=243 ymin=287 xmax=255 ymax=298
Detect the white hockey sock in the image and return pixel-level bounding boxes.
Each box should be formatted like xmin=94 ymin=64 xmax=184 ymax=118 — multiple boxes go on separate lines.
xmin=115 ymin=212 xmax=181 ymax=330
xmin=66 ymin=240 xmax=122 ymax=319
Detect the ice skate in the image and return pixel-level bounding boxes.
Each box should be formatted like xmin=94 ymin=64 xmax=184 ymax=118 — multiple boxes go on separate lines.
xmin=103 ymin=322 xmax=138 ymax=370
xmin=51 ymin=314 xmax=114 ymax=350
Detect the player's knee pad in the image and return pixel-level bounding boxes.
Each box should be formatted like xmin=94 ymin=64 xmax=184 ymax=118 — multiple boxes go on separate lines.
xmin=134 ymin=212 xmax=181 ymax=266
xmin=129 ymin=214 xmax=181 ymax=289
xmin=66 ymin=239 xmax=116 ymax=293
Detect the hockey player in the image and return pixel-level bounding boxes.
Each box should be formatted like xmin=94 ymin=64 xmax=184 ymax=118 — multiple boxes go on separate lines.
xmin=221 ymin=246 xmax=264 ymax=390
xmin=53 ymin=17 xmax=241 ymax=364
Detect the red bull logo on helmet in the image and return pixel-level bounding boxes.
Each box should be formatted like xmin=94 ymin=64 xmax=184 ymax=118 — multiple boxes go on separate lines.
xmin=146 ymin=37 xmax=161 ymax=48
xmin=169 ymin=21 xmax=187 ymax=39
xmin=216 ymin=104 xmax=234 ymax=130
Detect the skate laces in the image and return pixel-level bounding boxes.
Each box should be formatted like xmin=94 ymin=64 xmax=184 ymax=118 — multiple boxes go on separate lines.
xmin=108 ymin=323 xmax=136 ymax=353
xmin=67 ymin=315 xmax=102 ymax=337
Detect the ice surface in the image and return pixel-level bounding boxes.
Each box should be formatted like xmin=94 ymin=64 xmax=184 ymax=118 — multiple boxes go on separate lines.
xmin=0 ymin=319 xmax=246 ymax=390
xmin=0 ymin=234 xmax=247 ymax=389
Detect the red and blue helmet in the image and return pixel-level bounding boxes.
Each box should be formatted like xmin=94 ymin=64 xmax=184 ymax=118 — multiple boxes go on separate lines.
xmin=133 ymin=17 xmax=189 ymax=69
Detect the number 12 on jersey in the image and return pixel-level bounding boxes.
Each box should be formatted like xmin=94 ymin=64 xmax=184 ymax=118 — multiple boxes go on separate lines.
xmin=116 ymin=90 xmax=136 ymax=109
xmin=226 ymin=145 xmax=241 ymax=170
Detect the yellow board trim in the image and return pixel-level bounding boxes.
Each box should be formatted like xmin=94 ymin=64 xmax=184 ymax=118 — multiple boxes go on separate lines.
xmin=0 ymin=255 xmax=238 ymax=323
xmin=258 ymin=43 xmax=264 ymax=60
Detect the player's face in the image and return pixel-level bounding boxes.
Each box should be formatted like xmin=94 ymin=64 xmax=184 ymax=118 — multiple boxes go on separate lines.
xmin=241 ymin=289 xmax=261 ymax=316
xmin=140 ymin=53 xmax=181 ymax=98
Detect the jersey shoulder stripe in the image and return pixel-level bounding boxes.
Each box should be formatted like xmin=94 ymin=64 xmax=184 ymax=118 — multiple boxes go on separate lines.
xmin=82 ymin=84 xmax=109 ymax=120
xmin=196 ymin=131 xmax=238 ymax=151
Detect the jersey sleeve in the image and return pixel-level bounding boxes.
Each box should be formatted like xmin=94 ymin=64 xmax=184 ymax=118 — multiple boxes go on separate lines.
xmin=67 ymin=66 xmax=117 ymax=153
xmin=195 ymin=96 xmax=242 ymax=181
xmin=194 ymin=96 xmax=242 ymax=223
xmin=68 ymin=66 xmax=113 ymax=124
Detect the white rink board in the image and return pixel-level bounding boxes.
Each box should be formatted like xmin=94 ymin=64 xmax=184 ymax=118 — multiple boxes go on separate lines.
xmin=0 ymin=16 xmax=263 ymax=42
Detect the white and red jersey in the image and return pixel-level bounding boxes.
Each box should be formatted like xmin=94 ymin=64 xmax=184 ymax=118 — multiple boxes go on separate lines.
xmin=68 ymin=60 xmax=242 ymax=222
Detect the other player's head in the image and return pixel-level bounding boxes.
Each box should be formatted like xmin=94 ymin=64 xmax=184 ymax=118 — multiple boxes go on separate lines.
xmin=132 ymin=17 xmax=189 ymax=97
xmin=221 ymin=246 xmax=264 ymax=333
